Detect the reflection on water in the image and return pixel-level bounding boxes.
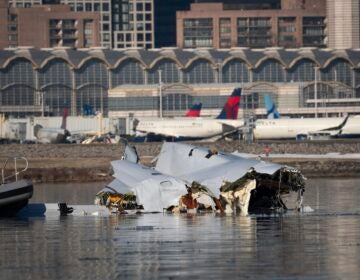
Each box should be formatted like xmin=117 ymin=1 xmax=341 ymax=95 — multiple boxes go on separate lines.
xmin=1 ymin=178 xmax=360 ymax=279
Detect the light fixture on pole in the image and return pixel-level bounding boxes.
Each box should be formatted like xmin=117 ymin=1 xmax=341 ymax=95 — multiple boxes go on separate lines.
xmin=41 ymin=91 xmax=45 ymax=117
xmin=314 ymin=66 xmax=319 ymax=118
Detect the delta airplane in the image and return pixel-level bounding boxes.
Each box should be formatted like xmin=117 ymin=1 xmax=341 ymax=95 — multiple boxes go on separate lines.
xmin=254 ymin=96 xmax=360 ymax=140
xmin=185 ymin=102 xmax=202 ymax=117
xmin=34 ymin=109 xmax=70 ymax=144
xmin=134 ymin=88 xmax=244 ymax=141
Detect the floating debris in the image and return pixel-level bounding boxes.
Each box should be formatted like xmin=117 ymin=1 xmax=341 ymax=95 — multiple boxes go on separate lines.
xmin=96 ymin=142 xmax=306 ymax=215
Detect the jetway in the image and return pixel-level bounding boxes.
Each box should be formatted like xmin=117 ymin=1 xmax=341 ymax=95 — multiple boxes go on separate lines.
xmin=0 ymin=115 xmax=126 ymax=142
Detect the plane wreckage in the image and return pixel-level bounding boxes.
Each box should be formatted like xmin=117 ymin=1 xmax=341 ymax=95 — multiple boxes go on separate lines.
xmin=95 ymin=142 xmax=306 ymax=215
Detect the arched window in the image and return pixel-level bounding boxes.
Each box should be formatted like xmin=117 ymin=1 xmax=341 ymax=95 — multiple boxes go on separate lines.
xmin=42 ymin=85 xmax=72 ymax=116
xmin=183 ymin=59 xmax=215 ymax=84
xmin=75 ymin=59 xmax=108 ymax=88
xmin=0 ymin=58 xmax=34 ymax=88
xmin=321 ymin=59 xmax=352 ymax=86
xmin=302 ymin=83 xmax=334 ymax=108
xmin=287 ymin=59 xmax=316 ymax=82
xmin=148 ymin=59 xmax=180 ymax=84
xmin=76 ymin=85 xmax=108 ymax=116
xmin=0 ymin=85 xmax=35 ymax=106
xmin=222 ymin=59 xmax=249 ymax=83
xmin=112 ymin=59 xmax=145 ymax=86
xmin=355 ymin=68 xmax=360 ymax=88
xmin=39 ymin=59 xmax=72 ymax=88
xmin=253 ymin=59 xmax=285 ymax=82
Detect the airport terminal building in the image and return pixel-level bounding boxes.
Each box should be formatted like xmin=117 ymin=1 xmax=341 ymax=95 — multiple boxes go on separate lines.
xmin=0 ymin=47 xmax=360 ymax=120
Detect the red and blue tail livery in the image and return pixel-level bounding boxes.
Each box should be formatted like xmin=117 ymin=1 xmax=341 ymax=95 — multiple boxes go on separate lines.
xmin=216 ymin=88 xmax=241 ymax=120
xmin=186 ymin=102 xmax=202 ymax=117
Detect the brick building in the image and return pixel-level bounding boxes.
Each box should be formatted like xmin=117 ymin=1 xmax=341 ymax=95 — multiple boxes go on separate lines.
xmin=176 ymin=0 xmax=326 ymax=49
xmin=0 ymin=0 xmax=100 ymax=49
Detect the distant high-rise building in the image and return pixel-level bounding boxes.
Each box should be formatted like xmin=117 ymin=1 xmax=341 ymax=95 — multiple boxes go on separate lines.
xmin=8 ymin=0 xmax=112 ymax=48
xmin=327 ymin=0 xmax=360 ymax=48
xmin=7 ymin=0 xmax=155 ymax=49
xmin=0 ymin=0 xmax=8 ymax=48
xmin=177 ymin=0 xmax=326 ymax=49
xmin=0 ymin=3 xmax=100 ymax=48
xmin=60 ymin=0 xmax=112 ymax=48
xmin=194 ymin=0 xmax=281 ymax=10
xmin=112 ymin=0 xmax=154 ymax=49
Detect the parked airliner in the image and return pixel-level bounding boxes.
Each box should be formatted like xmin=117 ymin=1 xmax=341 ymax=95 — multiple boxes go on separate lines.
xmin=185 ymin=102 xmax=202 ymax=117
xmin=254 ymin=96 xmax=360 ymax=140
xmin=34 ymin=108 xmax=70 ymax=144
xmin=134 ymin=88 xmax=244 ymax=141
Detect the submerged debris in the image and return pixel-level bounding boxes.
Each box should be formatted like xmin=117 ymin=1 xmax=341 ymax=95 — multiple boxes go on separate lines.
xmin=96 ymin=143 xmax=306 ymax=215
xmin=95 ymin=191 xmax=142 ymax=213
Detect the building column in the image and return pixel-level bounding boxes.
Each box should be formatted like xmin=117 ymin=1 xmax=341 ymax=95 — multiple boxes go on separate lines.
xmin=144 ymin=68 xmax=148 ymax=85
xmin=179 ymin=67 xmax=183 ymax=84
xmin=108 ymin=68 xmax=112 ymax=90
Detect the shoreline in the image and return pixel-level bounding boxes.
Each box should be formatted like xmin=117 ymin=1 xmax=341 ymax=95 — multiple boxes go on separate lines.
xmin=2 ymin=141 xmax=360 ymax=183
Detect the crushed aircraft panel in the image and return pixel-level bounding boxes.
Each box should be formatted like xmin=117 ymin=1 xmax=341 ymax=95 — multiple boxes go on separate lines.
xmin=96 ymin=142 xmax=306 ymax=214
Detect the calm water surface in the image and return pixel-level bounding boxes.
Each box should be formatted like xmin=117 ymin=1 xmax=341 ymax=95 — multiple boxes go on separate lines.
xmin=1 ymin=178 xmax=360 ymax=279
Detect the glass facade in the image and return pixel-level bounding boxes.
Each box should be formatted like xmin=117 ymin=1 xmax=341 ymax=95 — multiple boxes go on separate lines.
xmin=222 ymin=59 xmax=249 ymax=83
xmin=278 ymin=17 xmax=296 ymax=48
xmin=237 ymin=17 xmax=272 ymax=48
xmin=287 ymin=59 xmax=315 ymax=82
xmin=183 ymin=18 xmax=213 ymax=48
xmin=219 ymin=18 xmax=231 ymax=48
xmin=0 ymin=49 xmax=359 ymax=116
xmin=253 ymin=59 xmax=285 ymax=83
xmin=182 ymin=59 xmax=215 ymax=84
xmin=302 ymin=17 xmax=326 ymax=47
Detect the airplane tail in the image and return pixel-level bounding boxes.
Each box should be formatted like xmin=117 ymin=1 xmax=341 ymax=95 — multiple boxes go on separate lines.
xmin=186 ymin=102 xmax=202 ymax=117
xmin=60 ymin=108 xmax=69 ymax=130
xmin=33 ymin=124 xmax=43 ymax=137
xmin=216 ymin=88 xmax=241 ymax=120
xmin=264 ymin=94 xmax=280 ymax=119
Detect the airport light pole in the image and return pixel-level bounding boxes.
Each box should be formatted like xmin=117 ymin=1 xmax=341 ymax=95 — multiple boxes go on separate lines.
xmin=159 ymin=70 xmax=163 ymax=119
xmin=41 ymin=91 xmax=44 ymax=117
xmin=314 ymin=66 xmax=319 ymax=118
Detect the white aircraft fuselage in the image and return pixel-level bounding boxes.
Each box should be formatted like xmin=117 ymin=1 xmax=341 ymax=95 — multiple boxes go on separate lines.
xmin=35 ymin=128 xmax=69 ymax=144
xmin=254 ymin=115 xmax=360 ymax=140
xmin=135 ymin=118 xmax=244 ymax=140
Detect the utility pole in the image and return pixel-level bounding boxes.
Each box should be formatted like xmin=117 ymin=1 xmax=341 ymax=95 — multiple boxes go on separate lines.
xmin=314 ymin=66 xmax=318 ymax=118
xmin=159 ymin=70 xmax=163 ymax=118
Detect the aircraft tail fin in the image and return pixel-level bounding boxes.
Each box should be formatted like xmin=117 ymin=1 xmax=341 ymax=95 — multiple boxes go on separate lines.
xmin=216 ymin=88 xmax=241 ymax=119
xmin=60 ymin=108 xmax=69 ymax=130
xmin=33 ymin=124 xmax=43 ymax=137
xmin=186 ymin=102 xmax=202 ymax=117
xmin=264 ymin=95 xmax=280 ymax=119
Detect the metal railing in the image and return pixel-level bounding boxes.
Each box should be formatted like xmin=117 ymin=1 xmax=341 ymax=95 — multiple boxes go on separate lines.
xmin=1 ymin=157 xmax=29 ymax=184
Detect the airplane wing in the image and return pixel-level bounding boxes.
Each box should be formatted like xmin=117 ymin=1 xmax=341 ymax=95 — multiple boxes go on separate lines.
xmin=319 ymin=115 xmax=350 ymax=132
xmin=297 ymin=116 xmax=350 ymax=139
xmin=220 ymin=122 xmax=239 ymax=134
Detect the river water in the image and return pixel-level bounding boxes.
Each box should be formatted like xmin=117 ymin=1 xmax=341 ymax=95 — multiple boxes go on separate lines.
xmin=1 ymin=178 xmax=360 ymax=279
